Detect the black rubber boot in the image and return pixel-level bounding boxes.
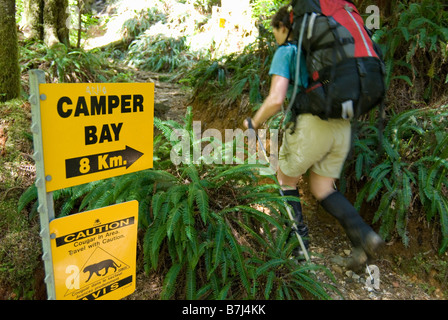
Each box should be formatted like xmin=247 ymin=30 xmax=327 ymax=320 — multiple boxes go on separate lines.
xmin=283 ymin=189 xmax=309 ymax=253
xmin=320 ymin=191 xmax=384 ymax=260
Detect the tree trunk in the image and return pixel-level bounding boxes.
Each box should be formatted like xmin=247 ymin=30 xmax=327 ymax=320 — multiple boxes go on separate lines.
xmin=21 ymin=0 xmax=69 ymax=47
xmin=0 ymin=0 xmax=21 ymax=102
xmin=21 ymin=0 xmax=44 ymax=40
xmin=43 ymin=0 xmax=69 ymax=47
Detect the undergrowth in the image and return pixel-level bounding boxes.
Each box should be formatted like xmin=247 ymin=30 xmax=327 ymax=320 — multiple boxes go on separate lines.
xmin=342 ymin=105 xmax=448 ymax=254
xmin=375 ymin=0 xmax=448 ymax=102
xmin=0 ymin=99 xmax=39 ymax=299
xmin=19 ymin=40 xmax=133 ymax=85
xmin=127 ymin=34 xmax=195 ymax=73
xmin=19 ymin=107 xmax=338 ymax=300
xmin=183 ymin=38 xmax=276 ymax=116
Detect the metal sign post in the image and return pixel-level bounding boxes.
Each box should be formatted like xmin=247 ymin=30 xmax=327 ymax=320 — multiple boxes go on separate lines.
xmin=29 ymin=69 xmax=56 ymax=300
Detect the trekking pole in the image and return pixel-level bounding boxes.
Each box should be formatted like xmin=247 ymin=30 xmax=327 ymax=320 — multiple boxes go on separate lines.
xmin=246 ymin=118 xmax=310 ymax=262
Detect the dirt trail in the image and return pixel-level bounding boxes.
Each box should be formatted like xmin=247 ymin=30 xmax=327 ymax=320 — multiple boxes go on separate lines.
xmin=133 ymin=70 xmax=190 ymax=121
xmin=305 ymin=197 xmax=439 ymax=300
xmin=129 ymin=70 xmax=446 ymax=300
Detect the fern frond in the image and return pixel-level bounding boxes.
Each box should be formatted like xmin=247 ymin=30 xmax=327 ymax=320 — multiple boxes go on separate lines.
xmin=437 ymin=197 xmax=448 ymax=254
xmin=94 ymin=188 xmax=116 ymax=209
xmin=225 ymin=229 xmax=250 ymax=293
xmin=167 ymin=184 xmax=188 ymax=207
xmin=354 ymin=182 xmax=370 ymax=210
xmin=256 ymin=258 xmax=285 ymax=276
xmin=217 ymin=282 xmax=232 ymax=300
xmin=166 ymin=201 xmax=184 ymax=239
xmin=434 ymin=133 xmax=448 ymax=158
xmin=372 ymin=190 xmax=395 ymax=225
xmin=161 ymin=262 xmax=183 ymax=300
xmin=401 ymin=171 xmax=413 ymax=209
xmin=355 ymin=153 xmax=365 ymax=181
xmin=151 ymin=191 xmax=167 ymax=220
xmin=183 ymin=106 xmax=194 ymax=132
xmin=209 ymin=273 xmax=221 ymax=299
xmin=234 ymin=218 xmax=269 ymax=250
xmin=18 ymin=184 xmax=37 ymax=213
xmin=264 ymin=271 xmax=276 ymax=299
xmin=184 ymin=164 xmax=200 ymax=184
xmin=213 ymin=223 xmax=225 ymax=270
xmin=211 ymin=163 xmax=266 ymax=183
xmin=78 ymin=181 xmax=111 ymax=211
xmin=195 ymin=187 xmax=209 ymax=224
xmin=185 ymin=264 xmax=197 ymax=300
xmin=233 ymin=205 xmax=283 ymax=231
xmin=396 ymin=198 xmax=409 ymax=247
xmin=196 ymin=283 xmax=212 ymax=300
xmin=367 ymin=166 xmax=391 ymax=202
xmin=148 ymin=221 xmax=167 ymax=270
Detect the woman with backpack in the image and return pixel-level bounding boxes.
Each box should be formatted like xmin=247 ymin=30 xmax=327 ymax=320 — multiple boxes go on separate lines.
xmin=243 ymin=5 xmax=384 ymax=270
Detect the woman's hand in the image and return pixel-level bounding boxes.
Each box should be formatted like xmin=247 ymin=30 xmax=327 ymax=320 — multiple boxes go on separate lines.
xmin=244 ymin=75 xmax=289 ymax=130
xmin=243 ymin=118 xmax=257 ymax=130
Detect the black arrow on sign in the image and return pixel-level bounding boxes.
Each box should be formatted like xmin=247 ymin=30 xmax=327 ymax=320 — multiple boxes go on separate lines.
xmin=65 ymin=146 xmax=144 ymax=179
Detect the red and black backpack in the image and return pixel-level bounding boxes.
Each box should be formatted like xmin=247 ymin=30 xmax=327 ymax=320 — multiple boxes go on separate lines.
xmin=290 ymin=0 xmax=386 ymax=120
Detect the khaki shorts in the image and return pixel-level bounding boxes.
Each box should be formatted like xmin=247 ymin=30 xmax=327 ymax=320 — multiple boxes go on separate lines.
xmin=278 ymin=114 xmax=351 ymax=179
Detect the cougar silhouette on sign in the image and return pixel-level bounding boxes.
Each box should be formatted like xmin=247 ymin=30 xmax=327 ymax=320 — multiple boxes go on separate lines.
xmin=83 ymin=259 xmax=121 ymax=282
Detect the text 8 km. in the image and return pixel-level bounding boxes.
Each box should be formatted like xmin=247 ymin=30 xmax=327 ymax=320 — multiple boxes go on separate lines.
xmin=79 ymin=155 xmax=126 ymax=174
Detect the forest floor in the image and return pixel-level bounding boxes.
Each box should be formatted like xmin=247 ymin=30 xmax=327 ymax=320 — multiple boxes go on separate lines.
xmin=123 ymin=70 xmax=447 ymax=301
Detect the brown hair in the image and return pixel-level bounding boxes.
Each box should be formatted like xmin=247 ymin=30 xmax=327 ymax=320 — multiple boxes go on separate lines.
xmin=270 ymin=6 xmax=292 ymax=30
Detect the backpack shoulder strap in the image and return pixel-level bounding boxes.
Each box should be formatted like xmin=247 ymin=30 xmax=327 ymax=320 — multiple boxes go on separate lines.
xmin=281 ymin=13 xmax=309 ymax=129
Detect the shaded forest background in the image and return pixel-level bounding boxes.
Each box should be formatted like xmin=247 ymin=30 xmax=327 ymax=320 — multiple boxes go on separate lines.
xmin=0 ymin=0 xmax=447 ymax=300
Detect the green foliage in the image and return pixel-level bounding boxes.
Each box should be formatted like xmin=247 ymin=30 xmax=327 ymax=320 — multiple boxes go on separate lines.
xmin=183 ymin=40 xmax=276 ymax=111
xmin=19 ymin=107 xmax=336 ymax=300
xmin=122 ymin=7 xmax=167 ymax=39
xmin=148 ymin=109 xmax=336 ymax=299
xmin=48 ymin=45 xmax=135 ymax=83
xmin=64 ymin=0 xmax=102 ymax=47
xmin=375 ymin=0 xmax=448 ymax=100
xmin=127 ymin=34 xmax=195 ymax=73
xmin=348 ymin=105 xmax=448 ymax=254
xmin=251 ymin=0 xmax=289 ymax=32
xmin=19 ymin=40 xmax=133 ymax=84
xmin=45 ymin=44 xmax=106 ymax=82
xmin=0 ymin=228 xmax=41 ymax=299
xmin=0 ymin=99 xmax=39 ymax=299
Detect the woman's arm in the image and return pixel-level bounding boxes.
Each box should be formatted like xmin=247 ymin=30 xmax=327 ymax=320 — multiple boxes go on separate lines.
xmin=244 ymin=75 xmax=289 ymax=129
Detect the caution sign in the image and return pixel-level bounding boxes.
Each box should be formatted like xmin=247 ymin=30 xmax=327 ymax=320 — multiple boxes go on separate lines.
xmin=39 ymin=83 xmax=154 ymax=192
xmin=49 ymin=201 xmax=138 ymax=300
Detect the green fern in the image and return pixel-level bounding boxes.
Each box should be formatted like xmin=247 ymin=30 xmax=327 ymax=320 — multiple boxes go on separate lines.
xmin=19 ymin=107 xmax=336 ymax=300
xmin=160 ymin=262 xmax=183 ymax=300
xmin=375 ymin=0 xmax=448 ymax=99
xmin=349 ymin=105 xmax=448 ymax=253
xmin=17 ymin=183 xmax=37 ymax=216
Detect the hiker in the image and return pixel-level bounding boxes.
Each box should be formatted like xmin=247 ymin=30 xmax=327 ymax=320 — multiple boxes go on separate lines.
xmin=243 ymin=4 xmax=384 ymax=269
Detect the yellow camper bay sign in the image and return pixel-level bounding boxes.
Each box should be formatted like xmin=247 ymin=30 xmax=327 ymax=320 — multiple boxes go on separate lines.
xmin=39 ymin=83 xmax=154 ymax=192
xmin=49 ymin=201 xmax=138 ymax=300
